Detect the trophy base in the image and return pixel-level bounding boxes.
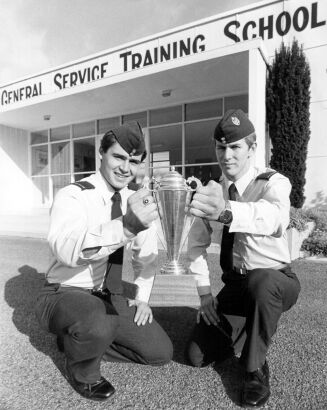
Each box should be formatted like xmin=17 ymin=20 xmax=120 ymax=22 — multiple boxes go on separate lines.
xmin=149 ymin=274 xmax=200 ymax=307
xmin=160 ymin=261 xmax=187 ymax=275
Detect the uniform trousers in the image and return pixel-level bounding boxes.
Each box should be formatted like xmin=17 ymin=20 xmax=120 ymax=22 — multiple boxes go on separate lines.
xmin=187 ymin=266 xmax=301 ymax=372
xmin=35 ymin=282 xmax=173 ymax=384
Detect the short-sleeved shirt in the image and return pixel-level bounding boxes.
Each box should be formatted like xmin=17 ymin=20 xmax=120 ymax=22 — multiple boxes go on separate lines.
xmin=188 ymin=166 xmax=292 ymax=290
xmin=46 ymin=171 xmax=157 ymax=302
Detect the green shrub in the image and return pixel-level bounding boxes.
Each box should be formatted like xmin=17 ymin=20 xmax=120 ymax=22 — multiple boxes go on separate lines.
xmin=288 ymin=206 xmax=310 ymax=232
xmin=267 ymin=40 xmax=311 ymax=208
xmin=303 ymin=208 xmax=327 ymax=232
xmin=300 ymin=207 xmax=327 ymax=256
xmin=302 ymin=232 xmax=327 ymax=256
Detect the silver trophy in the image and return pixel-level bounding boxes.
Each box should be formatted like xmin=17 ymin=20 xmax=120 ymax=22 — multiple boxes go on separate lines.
xmin=152 ymin=168 xmax=196 ymax=275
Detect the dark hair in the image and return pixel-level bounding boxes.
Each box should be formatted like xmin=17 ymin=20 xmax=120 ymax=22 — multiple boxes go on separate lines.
xmin=100 ymin=131 xmax=147 ymax=161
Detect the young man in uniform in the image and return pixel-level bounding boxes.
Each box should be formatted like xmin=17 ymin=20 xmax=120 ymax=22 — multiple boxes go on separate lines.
xmin=187 ymin=109 xmax=301 ymax=408
xmin=36 ymin=121 xmax=173 ymax=401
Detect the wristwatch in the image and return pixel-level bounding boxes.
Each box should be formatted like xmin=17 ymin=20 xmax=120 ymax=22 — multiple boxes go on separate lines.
xmin=217 ymin=201 xmax=233 ymax=224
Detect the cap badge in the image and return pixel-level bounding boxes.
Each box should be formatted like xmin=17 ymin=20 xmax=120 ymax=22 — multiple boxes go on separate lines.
xmin=129 ymin=148 xmax=137 ymax=156
xmin=231 ymin=116 xmax=240 ymax=126
xmin=221 ymin=137 xmax=226 ymax=144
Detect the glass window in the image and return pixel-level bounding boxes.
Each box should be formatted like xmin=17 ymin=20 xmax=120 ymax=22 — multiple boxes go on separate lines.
xmin=51 ymin=141 xmax=70 ymax=174
xmin=73 ymin=121 xmax=95 ymax=138
xmin=50 ymin=125 xmax=70 ymax=142
xmin=185 ymin=99 xmax=223 ymax=121
xmin=149 ymin=125 xmax=182 ymax=175
xmin=32 ymin=177 xmax=49 ymax=205
xmin=122 ymin=111 xmax=147 ymax=128
xmin=31 ymin=130 xmax=48 ymax=144
xmin=74 ymin=173 xmax=95 ymax=181
xmin=52 ymin=175 xmax=71 ymax=199
xmin=184 ymin=164 xmax=221 ymax=185
xmin=152 ymin=151 xmax=170 ymax=162
xmin=224 ymin=94 xmax=248 ymax=113
xmin=150 ymin=151 xmax=170 ymax=179
xmin=31 ymin=145 xmax=49 ymax=176
xmin=98 ymin=117 xmax=120 ymax=134
xmin=185 ymin=120 xmax=220 ymax=184
xmin=74 ymin=138 xmax=96 ymax=172
xmin=149 ymin=105 xmax=182 ymax=126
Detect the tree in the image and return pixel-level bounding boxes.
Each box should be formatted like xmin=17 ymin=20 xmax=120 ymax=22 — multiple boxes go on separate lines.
xmin=266 ymin=40 xmax=311 ymax=208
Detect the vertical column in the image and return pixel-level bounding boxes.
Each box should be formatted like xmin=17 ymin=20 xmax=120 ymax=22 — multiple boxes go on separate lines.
xmin=143 ymin=127 xmax=151 ymax=177
xmin=248 ymin=46 xmax=268 ymax=168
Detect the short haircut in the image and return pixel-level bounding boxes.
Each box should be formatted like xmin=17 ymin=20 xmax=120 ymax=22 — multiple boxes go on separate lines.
xmin=244 ymin=132 xmax=256 ymax=148
xmin=100 ymin=131 xmax=147 ymax=162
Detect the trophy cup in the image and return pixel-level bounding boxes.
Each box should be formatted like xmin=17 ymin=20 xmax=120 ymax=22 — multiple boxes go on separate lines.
xmin=148 ymin=168 xmax=200 ymax=307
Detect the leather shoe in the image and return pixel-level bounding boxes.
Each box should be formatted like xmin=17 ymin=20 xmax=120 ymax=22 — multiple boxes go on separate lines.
xmin=242 ymin=361 xmax=270 ymax=408
xmin=64 ymin=361 xmax=115 ymax=401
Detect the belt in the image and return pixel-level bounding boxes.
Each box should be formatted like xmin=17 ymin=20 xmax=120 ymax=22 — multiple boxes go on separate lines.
xmin=233 ymin=263 xmax=290 ymax=275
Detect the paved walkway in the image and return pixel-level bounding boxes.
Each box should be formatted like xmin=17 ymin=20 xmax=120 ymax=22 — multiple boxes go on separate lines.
xmin=1 ymin=236 xmax=326 ymax=409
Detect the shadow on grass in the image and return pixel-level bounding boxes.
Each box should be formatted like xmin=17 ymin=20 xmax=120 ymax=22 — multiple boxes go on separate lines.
xmin=4 ymin=266 xmax=198 ymax=365
xmin=4 ymin=265 xmax=65 ymax=374
xmin=214 ymin=357 xmax=244 ymax=407
xmin=4 ymin=265 xmax=242 ymax=405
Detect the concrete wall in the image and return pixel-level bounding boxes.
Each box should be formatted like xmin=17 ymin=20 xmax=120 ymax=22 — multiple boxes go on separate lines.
xmin=304 ymin=44 xmax=327 ymax=208
xmin=0 ymin=125 xmax=33 ymax=214
xmin=0 ymin=125 xmax=50 ymax=236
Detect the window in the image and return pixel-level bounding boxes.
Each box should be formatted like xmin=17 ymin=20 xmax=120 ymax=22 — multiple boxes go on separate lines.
xmin=31 ymin=130 xmax=48 ymax=144
xmin=184 ymin=119 xmax=220 ymax=183
xmin=30 ymin=95 xmax=247 ymax=207
xmin=50 ymin=125 xmax=70 ymax=142
xmin=149 ymin=106 xmax=182 ymax=126
xmin=123 ymin=111 xmax=147 ymax=128
xmin=149 ymin=124 xmax=182 ymax=171
xmin=185 ymin=99 xmax=223 ymax=121
xmin=32 ymin=176 xmax=49 ymax=205
xmin=73 ymin=138 xmax=95 ymax=173
xmin=224 ymin=94 xmax=248 ymax=113
xmin=151 ymin=151 xmax=170 ymax=179
xmin=73 ymin=121 xmax=95 ymax=138
xmin=31 ymin=145 xmax=48 ymax=176
xmin=51 ymin=141 xmax=70 ymax=174
xmin=52 ymin=175 xmax=71 ymax=199
xmin=98 ymin=117 xmax=120 ymax=134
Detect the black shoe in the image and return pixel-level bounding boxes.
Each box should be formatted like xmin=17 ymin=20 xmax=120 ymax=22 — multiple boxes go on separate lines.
xmin=64 ymin=361 xmax=115 ymax=401
xmin=242 ymin=361 xmax=270 ymax=408
xmin=57 ymin=336 xmax=64 ymax=352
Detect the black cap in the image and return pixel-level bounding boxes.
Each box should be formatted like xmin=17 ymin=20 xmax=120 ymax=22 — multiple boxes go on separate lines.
xmin=109 ymin=121 xmax=145 ymax=156
xmin=214 ymin=109 xmax=255 ymax=144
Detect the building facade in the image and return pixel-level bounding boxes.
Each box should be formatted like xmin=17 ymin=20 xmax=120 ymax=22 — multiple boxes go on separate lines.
xmin=0 ymin=0 xmax=326 ymax=236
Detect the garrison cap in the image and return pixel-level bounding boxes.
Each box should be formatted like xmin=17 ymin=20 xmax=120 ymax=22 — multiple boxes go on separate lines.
xmin=214 ymin=109 xmax=255 ymax=144
xmin=107 ymin=121 xmax=145 ymax=156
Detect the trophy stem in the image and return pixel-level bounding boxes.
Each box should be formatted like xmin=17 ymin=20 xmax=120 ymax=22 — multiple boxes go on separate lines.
xmin=160 ymin=260 xmax=187 ymax=275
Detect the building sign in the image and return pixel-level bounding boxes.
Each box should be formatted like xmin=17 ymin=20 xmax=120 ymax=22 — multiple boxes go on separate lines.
xmin=224 ymin=2 xmax=325 ymax=42
xmin=53 ymin=62 xmax=109 ymax=90
xmin=0 ymin=0 xmax=325 ymax=109
xmin=119 ymin=35 xmax=205 ymax=72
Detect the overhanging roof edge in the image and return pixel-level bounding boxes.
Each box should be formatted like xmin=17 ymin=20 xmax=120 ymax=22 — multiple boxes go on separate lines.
xmin=0 ymin=0 xmax=279 ymax=88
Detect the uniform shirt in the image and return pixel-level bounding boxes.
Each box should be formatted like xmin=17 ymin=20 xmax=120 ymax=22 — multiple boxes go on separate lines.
xmin=188 ymin=166 xmax=292 ymax=290
xmin=46 ymin=171 xmax=157 ymax=302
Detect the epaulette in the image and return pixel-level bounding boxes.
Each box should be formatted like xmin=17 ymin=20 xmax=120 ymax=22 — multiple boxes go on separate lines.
xmin=71 ymin=181 xmax=95 ymax=190
xmin=256 ymin=169 xmax=277 ymax=180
